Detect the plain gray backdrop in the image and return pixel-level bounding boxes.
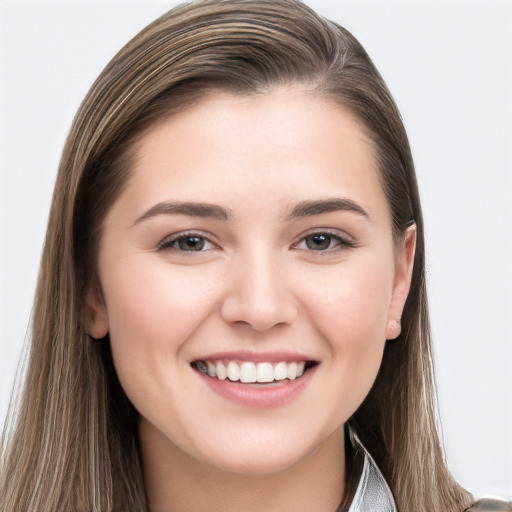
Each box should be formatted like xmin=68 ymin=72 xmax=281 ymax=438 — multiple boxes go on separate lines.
xmin=1 ymin=0 xmax=511 ymax=499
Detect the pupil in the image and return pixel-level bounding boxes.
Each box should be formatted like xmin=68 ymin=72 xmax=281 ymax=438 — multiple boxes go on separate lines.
xmin=179 ymin=236 xmax=204 ymax=251
xmin=307 ymin=234 xmax=330 ymax=250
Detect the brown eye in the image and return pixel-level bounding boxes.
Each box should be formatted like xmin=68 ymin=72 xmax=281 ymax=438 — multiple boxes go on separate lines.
xmin=177 ymin=236 xmax=205 ymax=251
xmin=305 ymin=234 xmax=333 ymax=251
xmin=158 ymin=233 xmax=216 ymax=252
xmin=293 ymin=231 xmax=355 ymax=253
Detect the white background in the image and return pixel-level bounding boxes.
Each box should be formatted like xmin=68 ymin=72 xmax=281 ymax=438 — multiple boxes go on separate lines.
xmin=1 ymin=0 xmax=511 ymax=500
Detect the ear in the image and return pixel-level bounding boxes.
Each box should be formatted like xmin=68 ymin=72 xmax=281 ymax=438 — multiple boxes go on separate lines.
xmin=84 ymin=278 xmax=109 ymax=340
xmin=386 ymin=224 xmax=416 ymax=340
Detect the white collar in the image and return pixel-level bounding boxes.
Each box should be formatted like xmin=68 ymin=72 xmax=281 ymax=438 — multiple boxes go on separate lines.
xmin=347 ymin=445 xmax=397 ymax=512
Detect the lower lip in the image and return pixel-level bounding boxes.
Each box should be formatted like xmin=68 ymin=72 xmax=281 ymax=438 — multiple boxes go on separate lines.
xmin=195 ymin=366 xmax=317 ymax=408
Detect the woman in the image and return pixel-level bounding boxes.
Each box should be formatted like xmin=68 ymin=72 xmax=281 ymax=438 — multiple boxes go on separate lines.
xmin=0 ymin=1 xmax=507 ymax=511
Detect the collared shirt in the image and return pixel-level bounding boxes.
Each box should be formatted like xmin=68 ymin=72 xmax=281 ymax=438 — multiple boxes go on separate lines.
xmin=344 ymin=446 xmax=512 ymax=512
xmin=346 ymin=446 xmax=397 ymax=512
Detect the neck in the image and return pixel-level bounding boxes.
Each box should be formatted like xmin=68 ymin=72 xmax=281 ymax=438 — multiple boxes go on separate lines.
xmin=140 ymin=421 xmax=345 ymax=512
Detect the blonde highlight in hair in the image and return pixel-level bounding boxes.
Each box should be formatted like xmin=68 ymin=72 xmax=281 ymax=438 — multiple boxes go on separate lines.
xmin=1 ymin=1 xmax=473 ymax=510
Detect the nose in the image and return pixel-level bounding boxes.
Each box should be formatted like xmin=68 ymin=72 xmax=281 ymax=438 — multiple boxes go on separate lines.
xmin=220 ymin=251 xmax=298 ymax=332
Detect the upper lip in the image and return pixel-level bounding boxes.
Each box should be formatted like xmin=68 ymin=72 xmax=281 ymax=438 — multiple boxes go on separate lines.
xmin=191 ymin=350 xmax=317 ymax=363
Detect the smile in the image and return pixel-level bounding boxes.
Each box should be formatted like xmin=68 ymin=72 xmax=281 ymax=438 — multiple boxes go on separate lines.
xmin=191 ymin=357 xmax=319 ymax=407
xmin=192 ymin=360 xmax=315 ymax=384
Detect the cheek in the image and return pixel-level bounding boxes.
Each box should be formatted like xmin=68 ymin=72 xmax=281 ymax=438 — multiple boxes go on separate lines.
xmin=298 ymin=256 xmax=394 ymax=400
xmin=100 ymin=258 xmax=216 ymax=387
xmin=302 ymin=255 xmax=394 ymax=337
xmin=105 ymin=258 xmax=213 ymax=335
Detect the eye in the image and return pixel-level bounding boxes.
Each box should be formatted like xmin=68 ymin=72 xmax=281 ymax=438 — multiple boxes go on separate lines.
xmin=157 ymin=232 xmax=217 ymax=252
xmin=304 ymin=233 xmax=334 ymax=251
xmin=293 ymin=231 xmax=355 ymax=252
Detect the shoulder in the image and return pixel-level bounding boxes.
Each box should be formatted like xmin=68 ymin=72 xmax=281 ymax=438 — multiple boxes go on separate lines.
xmin=466 ymin=498 xmax=512 ymax=511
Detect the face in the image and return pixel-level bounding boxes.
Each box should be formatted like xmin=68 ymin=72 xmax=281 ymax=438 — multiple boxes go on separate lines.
xmin=87 ymin=89 xmax=415 ymax=476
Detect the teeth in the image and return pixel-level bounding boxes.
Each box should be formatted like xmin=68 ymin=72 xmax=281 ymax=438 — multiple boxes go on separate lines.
xmin=195 ymin=360 xmax=311 ymax=383
xmin=216 ymin=362 xmax=227 ymax=380
xmin=286 ymin=362 xmax=297 ymax=379
xmin=207 ymin=361 xmax=216 ymax=377
xmin=256 ymin=362 xmax=274 ymax=383
xmin=196 ymin=361 xmax=208 ymax=375
xmin=240 ymin=362 xmax=257 ymax=383
xmin=227 ymin=361 xmax=240 ymax=381
xmin=274 ymin=361 xmax=287 ymax=381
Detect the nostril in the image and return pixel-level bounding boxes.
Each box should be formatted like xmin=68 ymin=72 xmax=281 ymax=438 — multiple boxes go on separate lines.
xmin=219 ymin=264 xmax=298 ymax=330
xmin=220 ymin=296 xmax=298 ymax=332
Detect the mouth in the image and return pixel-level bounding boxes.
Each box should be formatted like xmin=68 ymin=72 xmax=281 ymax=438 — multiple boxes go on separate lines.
xmin=191 ymin=359 xmax=318 ymax=385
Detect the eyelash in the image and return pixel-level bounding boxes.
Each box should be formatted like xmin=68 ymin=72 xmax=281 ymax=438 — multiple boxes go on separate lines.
xmin=156 ymin=230 xmax=355 ymax=254
xmin=156 ymin=231 xmax=218 ymax=253
xmin=291 ymin=230 xmax=355 ymax=253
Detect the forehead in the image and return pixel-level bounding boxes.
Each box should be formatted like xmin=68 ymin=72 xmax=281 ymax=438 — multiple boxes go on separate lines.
xmin=111 ymin=88 xmax=388 ymax=225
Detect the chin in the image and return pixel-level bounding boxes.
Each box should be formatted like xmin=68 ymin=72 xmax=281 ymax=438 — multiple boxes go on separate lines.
xmin=194 ymin=427 xmax=329 ymax=477
xmin=203 ymin=448 xmax=309 ymax=476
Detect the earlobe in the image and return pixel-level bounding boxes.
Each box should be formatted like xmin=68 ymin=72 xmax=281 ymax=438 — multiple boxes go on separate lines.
xmin=386 ymin=319 xmax=402 ymax=340
xmin=386 ymin=224 xmax=416 ymax=340
xmin=84 ymin=279 xmax=109 ymax=340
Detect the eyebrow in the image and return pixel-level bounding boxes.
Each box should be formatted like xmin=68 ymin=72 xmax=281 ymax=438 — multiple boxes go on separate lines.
xmin=134 ymin=197 xmax=369 ymax=225
xmin=135 ymin=201 xmax=232 ymax=224
xmin=285 ymin=198 xmax=370 ymax=221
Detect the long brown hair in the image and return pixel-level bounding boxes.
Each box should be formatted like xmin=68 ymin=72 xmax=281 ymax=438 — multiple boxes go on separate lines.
xmin=1 ymin=1 xmax=473 ymax=510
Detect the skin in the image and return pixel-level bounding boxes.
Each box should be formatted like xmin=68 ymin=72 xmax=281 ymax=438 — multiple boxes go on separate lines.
xmin=87 ymin=88 xmax=415 ymax=512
